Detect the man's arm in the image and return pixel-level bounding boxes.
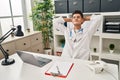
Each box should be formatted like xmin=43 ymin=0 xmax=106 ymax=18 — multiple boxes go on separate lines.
xmin=63 ymin=16 xmax=91 ymax=22
xmin=87 ymin=14 xmax=103 ymax=35
xmin=63 ymin=18 xmax=72 ymax=22
xmin=84 ymin=16 xmax=91 ymax=21
xmin=54 ymin=17 xmax=68 ymax=33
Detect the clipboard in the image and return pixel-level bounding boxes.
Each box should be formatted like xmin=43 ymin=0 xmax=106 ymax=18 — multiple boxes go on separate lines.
xmin=45 ymin=61 xmax=74 ymax=78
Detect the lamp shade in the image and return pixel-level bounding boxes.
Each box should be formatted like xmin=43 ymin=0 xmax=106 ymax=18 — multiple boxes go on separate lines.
xmin=15 ymin=25 xmax=24 ymax=36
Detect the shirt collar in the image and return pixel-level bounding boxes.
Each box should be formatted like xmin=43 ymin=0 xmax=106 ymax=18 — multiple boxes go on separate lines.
xmin=70 ymin=28 xmax=83 ymax=38
xmin=77 ymin=28 xmax=83 ymax=34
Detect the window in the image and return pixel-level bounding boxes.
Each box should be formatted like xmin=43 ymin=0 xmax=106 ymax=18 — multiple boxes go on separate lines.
xmin=0 ymin=0 xmax=29 ymax=36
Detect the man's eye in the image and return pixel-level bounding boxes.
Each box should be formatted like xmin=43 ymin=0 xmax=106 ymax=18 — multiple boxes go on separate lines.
xmin=77 ymin=16 xmax=81 ymax=18
xmin=73 ymin=17 xmax=81 ymax=19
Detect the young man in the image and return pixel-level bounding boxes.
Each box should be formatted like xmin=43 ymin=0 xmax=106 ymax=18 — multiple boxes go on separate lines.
xmin=55 ymin=10 xmax=102 ymax=60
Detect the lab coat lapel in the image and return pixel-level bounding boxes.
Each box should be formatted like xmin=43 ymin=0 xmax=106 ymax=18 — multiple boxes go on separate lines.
xmin=76 ymin=33 xmax=83 ymax=42
xmin=69 ymin=30 xmax=76 ymax=42
xmin=69 ymin=29 xmax=84 ymax=42
xmin=76 ymin=27 xmax=88 ymax=42
xmin=75 ymin=29 xmax=84 ymax=42
xmin=64 ymin=30 xmax=73 ymax=57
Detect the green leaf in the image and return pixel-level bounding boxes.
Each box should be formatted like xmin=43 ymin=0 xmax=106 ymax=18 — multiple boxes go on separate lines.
xmin=31 ymin=0 xmax=54 ymax=49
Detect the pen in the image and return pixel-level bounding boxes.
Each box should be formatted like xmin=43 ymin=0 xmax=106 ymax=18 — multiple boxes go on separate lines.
xmin=56 ymin=66 xmax=61 ymax=74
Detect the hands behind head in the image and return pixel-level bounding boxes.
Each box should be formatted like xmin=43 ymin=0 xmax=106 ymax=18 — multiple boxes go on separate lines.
xmin=84 ymin=16 xmax=91 ymax=21
xmin=63 ymin=15 xmax=91 ymax=24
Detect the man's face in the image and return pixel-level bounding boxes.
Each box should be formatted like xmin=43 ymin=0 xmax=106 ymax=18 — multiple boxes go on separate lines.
xmin=72 ymin=14 xmax=84 ymax=26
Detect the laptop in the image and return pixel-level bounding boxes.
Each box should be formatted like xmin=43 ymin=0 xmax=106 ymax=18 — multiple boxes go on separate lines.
xmin=17 ymin=51 xmax=52 ymax=67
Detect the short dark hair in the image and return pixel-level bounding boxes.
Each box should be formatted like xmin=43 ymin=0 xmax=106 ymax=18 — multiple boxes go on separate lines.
xmin=72 ymin=10 xmax=83 ymax=18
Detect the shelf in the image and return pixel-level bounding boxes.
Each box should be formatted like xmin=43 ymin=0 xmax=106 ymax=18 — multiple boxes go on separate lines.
xmin=53 ymin=13 xmax=120 ymax=80
xmin=53 ymin=13 xmax=120 ymax=62
xmin=101 ymin=33 xmax=120 ymax=39
xmin=102 ymin=48 xmax=120 ymax=53
xmin=55 ymin=47 xmax=63 ymax=51
xmin=54 ymin=13 xmax=71 ymax=18
xmin=100 ymin=53 xmax=120 ymax=61
xmin=54 ymin=47 xmax=63 ymax=56
xmin=54 ymin=32 xmax=64 ymax=35
xmin=90 ymin=36 xmax=100 ymax=54
xmin=90 ymin=53 xmax=100 ymax=61
xmin=102 ymin=38 xmax=120 ymax=57
xmin=54 ymin=35 xmax=65 ymax=47
xmin=101 ymin=49 xmax=120 ymax=61
xmin=90 ymin=52 xmax=99 ymax=56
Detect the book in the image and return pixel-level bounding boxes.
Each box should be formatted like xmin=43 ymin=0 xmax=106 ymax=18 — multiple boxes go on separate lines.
xmin=45 ymin=61 xmax=74 ymax=78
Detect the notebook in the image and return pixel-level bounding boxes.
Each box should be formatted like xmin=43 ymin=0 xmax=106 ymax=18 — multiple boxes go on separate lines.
xmin=17 ymin=51 xmax=52 ymax=67
xmin=45 ymin=61 xmax=74 ymax=78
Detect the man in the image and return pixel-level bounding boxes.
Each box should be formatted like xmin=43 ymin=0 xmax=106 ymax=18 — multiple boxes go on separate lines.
xmin=55 ymin=10 xmax=102 ymax=60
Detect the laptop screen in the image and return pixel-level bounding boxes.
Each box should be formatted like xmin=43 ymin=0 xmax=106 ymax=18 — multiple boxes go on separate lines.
xmin=17 ymin=51 xmax=52 ymax=67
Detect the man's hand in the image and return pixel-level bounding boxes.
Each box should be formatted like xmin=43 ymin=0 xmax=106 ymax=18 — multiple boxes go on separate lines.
xmin=63 ymin=18 xmax=72 ymax=22
xmin=84 ymin=16 xmax=91 ymax=21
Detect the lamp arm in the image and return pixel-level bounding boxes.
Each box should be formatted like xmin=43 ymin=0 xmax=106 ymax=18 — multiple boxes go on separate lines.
xmin=0 ymin=28 xmax=16 ymax=43
xmin=0 ymin=28 xmax=16 ymax=65
xmin=0 ymin=44 xmax=8 ymax=61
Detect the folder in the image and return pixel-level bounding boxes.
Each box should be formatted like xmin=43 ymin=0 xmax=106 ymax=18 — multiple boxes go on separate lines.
xmin=45 ymin=61 xmax=74 ymax=78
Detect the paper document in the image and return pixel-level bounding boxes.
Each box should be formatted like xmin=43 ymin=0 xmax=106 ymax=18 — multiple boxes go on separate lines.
xmin=45 ymin=61 xmax=74 ymax=78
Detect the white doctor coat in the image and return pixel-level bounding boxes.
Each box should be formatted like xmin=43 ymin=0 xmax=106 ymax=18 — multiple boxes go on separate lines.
xmin=55 ymin=15 xmax=102 ymax=60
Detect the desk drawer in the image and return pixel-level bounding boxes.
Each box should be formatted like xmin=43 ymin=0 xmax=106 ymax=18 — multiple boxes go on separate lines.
xmin=15 ymin=37 xmax=30 ymax=50
xmin=2 ymin=41 xmax=16 ymax=55
xmin=0 ymin=51 xmax=4 ymax=59
xmin=30 ymin=33 xmax=42 ymax=46
xmin=31 ymin=44 xmax=43 ymax=53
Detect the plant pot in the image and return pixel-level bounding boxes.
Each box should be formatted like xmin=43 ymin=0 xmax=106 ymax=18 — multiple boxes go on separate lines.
xmin=26 ymin=28 xmax=30 ymax=32
xmin=44 ymin=48 xmax=52 ymax=55
xmin=93 ymin=48 xmax=97 ymax=53
xmin=61 ymin=43 xmax=65 ymax=48
xmin=56 ymin=51 xmax=62 ymax=56
xmin=109 ymin=50 xmax=114 ymax=53
xmin=11 ymin=33 xmax=15 ymax=37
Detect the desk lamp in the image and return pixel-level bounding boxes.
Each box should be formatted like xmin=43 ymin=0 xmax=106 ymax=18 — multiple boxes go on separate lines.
xmin=0 ymin=28 xmax=16 ymax=65
xmin=15 ymin=25 xmax=24 ymax=36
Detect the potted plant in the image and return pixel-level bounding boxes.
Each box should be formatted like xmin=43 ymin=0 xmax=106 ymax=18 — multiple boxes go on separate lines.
xmin=31 ymin=0 xmax=54 ymax=55
xmin=109 ymin=44 xmax=115 ymax=53
xmin=59 ymin=39 xmax=65 ymax=48
xmin=93 ymin=48 xmax=97 ymax=53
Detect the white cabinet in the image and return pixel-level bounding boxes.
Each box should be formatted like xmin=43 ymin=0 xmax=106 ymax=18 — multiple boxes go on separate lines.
xmin=90 ymin=35 xmax=100 ymax=60
xmin=53 ymin=13 xmax=120 ymax=79
xmin=0 ymin=31 xmax=43 ymax=59
xmin=53 ymin=14 xmax=69 ymax=56
xmin=53 ymin=13 xmax=120 ymax=57
xmin=53 ymin=13 xmax=102 ymax=57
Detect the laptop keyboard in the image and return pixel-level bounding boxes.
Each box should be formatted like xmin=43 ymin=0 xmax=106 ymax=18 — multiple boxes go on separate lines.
xmin=36 ymin=56 xmax=52 ymax=67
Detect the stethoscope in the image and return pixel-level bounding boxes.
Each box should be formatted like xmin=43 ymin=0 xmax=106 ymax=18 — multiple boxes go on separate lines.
xmin=69 ymin=28 xmax=83 ymax=37
xmin=69 ymin=28 xmax=83 ymax=42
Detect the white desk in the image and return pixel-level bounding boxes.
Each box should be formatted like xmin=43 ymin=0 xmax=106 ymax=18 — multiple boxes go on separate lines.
xmin=0 ymin=51 xmax=118 ymax=80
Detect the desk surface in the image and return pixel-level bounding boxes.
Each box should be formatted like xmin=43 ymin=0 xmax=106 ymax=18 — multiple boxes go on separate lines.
xmin=0 ymin=51 xmax=118 ymax=80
